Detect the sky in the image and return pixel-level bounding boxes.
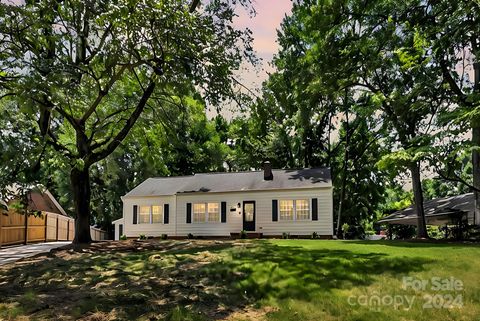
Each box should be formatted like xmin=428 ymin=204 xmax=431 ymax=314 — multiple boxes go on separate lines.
xmin=233 ymin=0 xmax=292 ymax=87
xmin=2 ymin=0 xmax=291 ymax=116
xmin=208 ymin=0 xmax=293 ymax=117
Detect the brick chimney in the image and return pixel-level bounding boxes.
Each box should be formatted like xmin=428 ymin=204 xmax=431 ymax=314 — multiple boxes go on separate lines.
xmin=263 ymin=161 xmax=273 ymax=181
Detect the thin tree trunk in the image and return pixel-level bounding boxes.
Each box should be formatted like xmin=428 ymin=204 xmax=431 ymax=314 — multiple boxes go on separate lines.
xmin=336 ymin=108 xmax=349 ymax=238
xmin=71 ymin=167 xmax=92 ymax=244
xmin=410 ymin=162 xmax=428 ymax=238
xmin=336 ymin=173 xmax=347 ymax=238
xmin=473 ymin=62 xmax=480 ymax=226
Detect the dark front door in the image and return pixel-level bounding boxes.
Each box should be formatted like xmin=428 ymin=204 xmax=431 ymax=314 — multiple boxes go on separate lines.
xmin=243 ymin=201 xmax=256 ymax=231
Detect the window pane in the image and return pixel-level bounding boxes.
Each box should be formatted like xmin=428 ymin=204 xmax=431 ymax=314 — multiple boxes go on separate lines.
xmin=279 ymin=200 xmax=294 ymax=220
xmin=244 ymin=203 xmax=254 ymax=222
xmin=139 ymin=206 xmax=150 ymax=224
xmin=207 ymin=203 xmax=220 ymax=222
xmin=193 ymin=203 xmax=206 ymax=222
xmin=296 ymin=199 xmax=310 ymax=220
xmin=152 ymin=205 xmax=163 ymax=223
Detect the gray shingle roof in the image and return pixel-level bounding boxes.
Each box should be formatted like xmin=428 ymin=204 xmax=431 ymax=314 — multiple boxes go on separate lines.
xmin=378 ymin=193 xmax=474 ymax=226
xmin=123 ymin=168 xmax=331 ymax=197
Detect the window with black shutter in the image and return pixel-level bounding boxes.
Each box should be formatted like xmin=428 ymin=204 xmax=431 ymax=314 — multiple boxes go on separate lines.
xmin=272 ymin=200 xmax=278 ymax=221
xmin=164 ymin=204 xmax=169 ymax=224
xmin=312 ymin=198 xmax=318 ymax=221
xmin=133 ymin=205 xmax=138 ymax=224
xmin=221 ymin=202 xmax=227 ymax=223
xmin=186 ymin=203 xmax=192 ymax=223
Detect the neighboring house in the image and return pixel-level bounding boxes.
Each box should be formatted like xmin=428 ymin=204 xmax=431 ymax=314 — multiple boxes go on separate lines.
xmin=378 ymin=193 xmax=476 ymax=226
xmin=0 ymin=187 xmax=108 ymax=246
xmin=113 ymin=164 xmax=333 ymax=239
xmin=1 ymin=188 xmax=75 ymax=246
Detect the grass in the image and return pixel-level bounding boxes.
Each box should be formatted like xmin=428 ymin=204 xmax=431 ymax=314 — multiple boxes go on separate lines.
xmin=0 ymin=240 xmax=479 ymax=320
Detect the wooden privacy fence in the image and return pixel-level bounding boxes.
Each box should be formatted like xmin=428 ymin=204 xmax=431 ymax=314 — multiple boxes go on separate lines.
xmin=90 ymin=226 xmax=108 ymax=241
xmin=0 ymin=210 xmax=107 ymax=246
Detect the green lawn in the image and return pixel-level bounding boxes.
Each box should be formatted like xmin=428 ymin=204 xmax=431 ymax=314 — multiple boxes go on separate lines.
xmin=0 ymin=240 xmax=479 ymax=321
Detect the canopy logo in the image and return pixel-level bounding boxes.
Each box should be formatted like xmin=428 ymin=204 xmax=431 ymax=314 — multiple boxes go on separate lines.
xmin=347 ymin=276 xmax=464 ymax=311
xmin=347 ymin=293 xmax=415 ymax=311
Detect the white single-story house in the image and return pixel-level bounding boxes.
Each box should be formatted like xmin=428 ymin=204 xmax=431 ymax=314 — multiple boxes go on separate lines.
xmin=113 ymin=164 xmax=333 ymax=239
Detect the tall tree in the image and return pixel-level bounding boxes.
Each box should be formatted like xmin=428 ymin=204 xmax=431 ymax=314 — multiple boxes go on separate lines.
xmin=271 ymin=0 xmax=451 ymax=238
xmin=411 ymin=1 xmax=480 ymax=225
xmin=236 ymin=8 xmax=390 ymax=235
xmin=44 ymin=90 xmax=229 ymax=235
xmin=0 ymin=0 xmax=254 ymax=243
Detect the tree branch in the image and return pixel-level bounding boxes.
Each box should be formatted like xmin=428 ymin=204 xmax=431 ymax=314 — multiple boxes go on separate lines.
xmin=88 ymin=106 xmax=135 ymax=149
xmin=436 ymin=167 xmax=480 ymax=192
xmin=88 ymin=80 xmax=156 ymax=165
xmin=189 ymin=0 xmax=201 ymax=13
xmin=46 ymin=128 xmax=74 ymax=157
xmin=80 ymin=65 xmax=128 ymax=124
xmin=440 ymin=59 xmax=473 ymax=107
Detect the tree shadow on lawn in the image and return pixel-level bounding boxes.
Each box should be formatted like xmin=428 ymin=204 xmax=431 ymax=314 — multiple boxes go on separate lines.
xmin=347 ymin=240 xmax=480 ymax=248
xmin=0 ymin=240 xmax=434 ymax=320
xmin=204 ymin=241 xmax=434 ymax=303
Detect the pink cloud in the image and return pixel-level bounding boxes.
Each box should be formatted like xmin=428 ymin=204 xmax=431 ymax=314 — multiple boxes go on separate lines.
xmin=233 ymin=0 xmax=292 ymax=92
xmin=235 ymin=1 xmax=292 ymax=57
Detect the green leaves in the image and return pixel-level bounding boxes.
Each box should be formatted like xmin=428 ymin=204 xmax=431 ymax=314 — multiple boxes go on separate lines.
xmin=0 ymin=0 xmax=255 ymax=231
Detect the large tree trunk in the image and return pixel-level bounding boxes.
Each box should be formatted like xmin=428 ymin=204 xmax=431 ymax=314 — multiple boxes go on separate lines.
xmin=410 ymin=162 xmax=428 ymax=238
xmin=473 ymin=62 xmax=480 ymax=226
xmin=71 ymin=167 xmax=92 ymax=244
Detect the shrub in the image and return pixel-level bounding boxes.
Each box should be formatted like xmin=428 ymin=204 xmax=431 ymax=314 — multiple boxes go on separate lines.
xmin=120 ymin=234 xmax=127 ymax=241
xmin=139 ymin=234 xmax=147 ymax=240
xmin=282 ymin=232 xmax=290 ymax=239
xmin=311 ymin=232 xmax=318 ymax=239
xmin=386 ymin=225 xmax=416 ymax=240
xmin=427 ymin=225 xmax=443 ymax=239
xmin=344 ymin=225 xmax=366 ymax=240
xmin=240 ymin=230 xmax=247 ymax=239
xmin=341 ymin=223 xmax=350 ymax=239
xmin=161 ymin=234 xmax=168 ymax=240
xmin=187 ymin=233 xmax=194 ymax=239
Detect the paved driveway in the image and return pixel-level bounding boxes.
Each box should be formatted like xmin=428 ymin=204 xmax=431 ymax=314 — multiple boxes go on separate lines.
xmin=0 ymin=242 xmax=70 ymax=266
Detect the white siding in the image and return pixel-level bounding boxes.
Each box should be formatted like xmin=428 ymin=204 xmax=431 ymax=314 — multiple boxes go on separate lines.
xmin=122 ymin=195 xmax=176 ymax=238
xmin=176 ymin=188 xmax=333 ymax=237
xmin=112 ymin=218 xmax=124 ymax=240
xmin=121 ymin=188 xmax=333 ymax=238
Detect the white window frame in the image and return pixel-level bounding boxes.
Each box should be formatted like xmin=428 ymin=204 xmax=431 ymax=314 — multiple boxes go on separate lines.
xmin=192 ymin=202 xmax=221 ymax=223
xmin=137 ymin=205 xmax=164 ymax=224
xmin=151 ymin=205 xmax=164 ymax=224
xmin=192 ymin=203 xmax=207 ymax=223
xmin=278 ymin=199 xmax=311 ymax=221
xmin=138 ymin=205 xmax=152 ymax=224
xmin=279 ymin=199 xmax=295 ymax=221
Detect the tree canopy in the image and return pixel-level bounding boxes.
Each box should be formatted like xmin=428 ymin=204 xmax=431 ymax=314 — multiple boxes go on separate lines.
xmin=0 ymin=0 xmax=254 ymax=243
xmin=1 ymin=0 xmax=479 ymax=242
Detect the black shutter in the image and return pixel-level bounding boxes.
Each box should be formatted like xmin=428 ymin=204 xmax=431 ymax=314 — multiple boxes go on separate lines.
xmin=186 ymin=203 xmax=192 ymax=223
xmin=312 ymin=198 xmax=318 ymax=221
xmin=133 ymin=205 xmax=138 ymax=224
xmin=119 ymin=224 xmax=123 ymax=237
xmin=164 ymin=204 xmax=169 ymax=224
xmin=221 ymin=202 xmax=227 ymax=223
xmin=272 ymin=200 xmax=278 ymax=221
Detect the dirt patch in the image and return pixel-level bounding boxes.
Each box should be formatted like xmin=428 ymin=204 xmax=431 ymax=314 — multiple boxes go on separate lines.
xmin=222 ymin=306 xmax=277 ymax=321
xmin=0 ymin=240 xmax=270 ymax=321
